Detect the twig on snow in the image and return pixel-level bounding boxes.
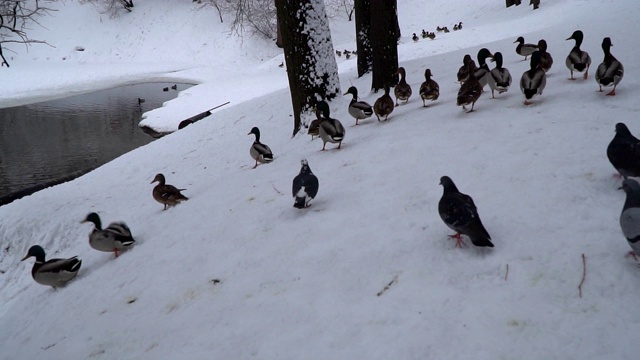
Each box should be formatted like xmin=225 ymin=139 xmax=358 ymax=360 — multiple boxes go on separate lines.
xmin=272 ymin=184 xmax=283 ymax=195
xmin=578 ymin=253 xmax=586 ymax=298
xmin=504 ymin=264 xmax=509 ymax=281
xmin=376 ymin=274 xmax=399 ymax=297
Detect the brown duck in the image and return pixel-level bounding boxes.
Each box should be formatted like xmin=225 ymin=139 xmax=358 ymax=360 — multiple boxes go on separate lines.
xmin=394 ymin=67 xmax=412 ymax=106
xmin=151 ymin=173 xmax=189 ymax=210
xmin=456 ymin=61 xmax=483 ymax=112
xmin=374 ymin=86 xmax=395 ymax=121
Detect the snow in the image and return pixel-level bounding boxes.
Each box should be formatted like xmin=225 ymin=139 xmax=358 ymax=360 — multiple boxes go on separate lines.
xmin=1 ymin=0 xmax=639 ymax=359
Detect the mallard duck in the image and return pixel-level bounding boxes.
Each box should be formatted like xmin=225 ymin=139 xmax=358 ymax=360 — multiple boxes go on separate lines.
xmin=520 ymin=51 xmax=547 ymax=105
xmin=394 ymin=67 xmax=412 ymax=106
xmin=336 ymin=50 xmax=342 ymax=57
xmin=457 ymin=22 xmax=463 ymax=30
xmin=427 ymin=32 xmax=436 ymax=40
xmin=595 ymin=37 xmax=624 ymax=96
xmin=436 ymin=26 xmax=443 ymax=32
xmin=316 ymin=100 xmax=345 ymax=150
xmin=457 ymin=60 xmax=483 ymax=112
xmin=456 ymin=54 xmax=474 ymax=83
xmin=374 ymin=86 xmax=395 ymax=121
xmin=474 ymin=48 xmax=494 ymax=90
xmin=82 ymin=212 xmax=135 ymax=258
xmin=151 ymin=173 xmax=189 ymax=210
xmin=344 ymin=86 xmax=373 ymax=125
xmin=453 ymin=24 xmax=459 ymax=31
xmin=412 ymin=33 xmax=419 ymax=42
xmin=537 ymin=39 xmax=553 ymax=73
xmin=292 ymin=159 xmax=319 ymax=209
xmin=247 ymin=127 xmax=274 ymax=168
xmin=171 ymin=84 xmax=177 ymax=90
xmin=307 ymin=108 xmax=322 ymax=139
xmin=421 ymin=29 xmax=428 ymax=38
xmin=443 ymin=27 xmax=450 ymax=33
xmin=514 ymin=36 xmax=538 ymax=60
xmin=489 ymin=52 xmax=512 ymax=98
xmin=21 ymin=245 xmax=81 ymax=288
xmin=565 ymin=30 xmax=591 ymax=80
xmin=419 ymin=69 xmax=440 ymax=106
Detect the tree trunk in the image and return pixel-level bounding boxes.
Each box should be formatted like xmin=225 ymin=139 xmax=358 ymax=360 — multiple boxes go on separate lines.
xmin=354 ymin=0 xmax=372 ymax=77
xmin=370 ymin=0 xmax=399 ymax=92
xmin=275 ymin=15 xmax=283 ymax=48
xmin=275 ymin=0 xmax=340 ymax=137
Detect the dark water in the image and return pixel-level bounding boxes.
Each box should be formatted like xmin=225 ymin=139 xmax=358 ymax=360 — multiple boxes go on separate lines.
xmin=0 ymin=83 xmax=192 ymax=205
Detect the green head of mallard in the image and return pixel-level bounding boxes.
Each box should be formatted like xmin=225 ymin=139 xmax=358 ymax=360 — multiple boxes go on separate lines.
xmin=315 ymin=100 xmax=331 ymax=119
xmin=82 ymin=212 xmax=102 ymax=230
xmin=21 ymin=245 xmax=46 ymax=263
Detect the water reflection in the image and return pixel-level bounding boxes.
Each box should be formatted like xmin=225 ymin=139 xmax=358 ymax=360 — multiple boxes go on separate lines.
xmin=0 ymin=83 xmax=192 ymax=205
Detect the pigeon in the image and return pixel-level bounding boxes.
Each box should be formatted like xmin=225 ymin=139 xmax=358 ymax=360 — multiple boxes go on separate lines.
xmin=438 ymin=176 xmax=493 ymax=248
xmin=292 ymin=159 xmax=319 ymax=209
xmin=607 ymin=123 xmax=640 ymax=179
xmin=620 ymin=179 xmax=640 ymax=261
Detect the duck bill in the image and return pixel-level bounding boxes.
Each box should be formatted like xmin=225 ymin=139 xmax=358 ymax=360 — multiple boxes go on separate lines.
xmin=20 ymin=254 xmax=30 ymax=261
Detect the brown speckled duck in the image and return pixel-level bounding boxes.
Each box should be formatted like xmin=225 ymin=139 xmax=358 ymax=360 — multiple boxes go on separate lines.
xmin=419 ymin=69 xmax=439 ymax=106
xmin=537 ymin=39 xmax=553 ymax=73
xmin=457 ymin=61 xmax=482 ymax=112
xmin=394 ymin=67 xmax=412 ymax=106
xmin=457 ymin=54 xmax=474 ymax=83
xmin=374 ymin=86 xmax=395 ymax=121
xmin=151 ymin=173 xmax=189 ymax=210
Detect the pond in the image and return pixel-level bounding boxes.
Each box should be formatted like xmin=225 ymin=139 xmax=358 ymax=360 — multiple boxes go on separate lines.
xmin=0 ymin=83 xmax=192 ymax=206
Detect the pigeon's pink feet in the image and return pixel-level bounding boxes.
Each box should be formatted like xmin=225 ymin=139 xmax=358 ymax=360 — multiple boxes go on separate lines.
xmin=448 ymin=233 xmax=467 ymax=248
xmin=626 ymin=251 xmax=638 ymax=261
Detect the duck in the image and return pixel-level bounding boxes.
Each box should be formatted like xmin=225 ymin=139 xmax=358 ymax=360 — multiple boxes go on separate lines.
xmin=474 ymin=48 xmax=494 ymax=89
xmin=412 ymin=33 xmax=419 ymax=42
xmin=151 ymin=173 xmax=189 ymax=210
xmin=456 ymin=54 xmax=474 ymax=83
xmin=436 ymin=26 xmax=443 ymax=32
xmin=489 ymin=52 xmax=512 ymax=98
xmin=457 ymin=60 xmax=483 ymax=112
xmin=336 ymin=50 xmax=342 ymax=57
xmin=247 ymin=126 xmax=274 ymax=168
xmin=21 ymin=245 xmax=82 ymax=288
xmin=427 ymin=32 xmax=436 ymax=40
xmin=520 ymin=51 xmax=546 ymax=105
xmin=514 ymin=36 xmax=538 ymax=60
xmin=453 ymin=24 xmax=459 ymax=31
xmin=171 ymin=84 xmax=177 ymax=90
xmin=595 ymin=37 xmax=624 ymax=96
xmin=394 ymin=67 xmax=412 ymax=106
xmin=316 ymin=100 xmax=345 ymax=150
xmin=419 ymin=68 xmax=440 ymax=106
xmin=620 ymin=179 xmax=640 ymax=262
xmin=537 ymin=39 xmax=553 ymax=73
xmin=82 ymin=212 xmax=135 ymax=258
xmin=565 ymin=30 xmax=591 ymax=80
xmin=307 ymin=108 xmax=323 ymax=139
xmin=457 ymin=22 xmax=463 ymax=30
xmin=443 ymin=27 xmax=450 ymax=33
xmin=374 ymin=86 xmax=395 ymax=121
xmin=421 ymin=29 xmax=428 ymax=38
xmin=292 ymin=159 xmax=319 ymax=209
xmin=344 ymin=86 xmax=373 ymax=125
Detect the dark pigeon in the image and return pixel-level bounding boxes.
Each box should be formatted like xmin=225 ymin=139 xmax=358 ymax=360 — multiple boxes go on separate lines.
xmin=607 ymin=123 xmax=640 ymax=179
xmin=620 ymin=179 xmax=640 ymax=261
xmin=438 ymin=176 xmax=493 ymax=248
xmin=292 ymin=159 xmax=319 ymax=209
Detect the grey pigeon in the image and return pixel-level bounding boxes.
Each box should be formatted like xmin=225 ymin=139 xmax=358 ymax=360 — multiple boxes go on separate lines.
xmin=607 ymin=123 xmax=640 ymax=179
xmin=438 ymin=176 xmax=493 ymax=248
xmin=292 ymin=159 xmax=319 ymax=209
xmin=620 ymin=179 xmax=640 ymax=260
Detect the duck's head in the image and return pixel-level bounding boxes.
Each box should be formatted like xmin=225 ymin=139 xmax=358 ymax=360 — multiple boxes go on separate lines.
xmin=343 ymin=86 xmax=358 ymax=98
xmin=424 ymin=68 xmax=433 ymax=79
xmin=248 ymin=126 xmax=260 ymax=137
xmin=396 ymin=67 xmax=407 ymax=78
xmin=151 ymin=173 xmax=166 ymax=185
xmin=514 ymin=36 xmax=524 ymax=44
xmin=315 ymin=100 xmax=331 ymax=119
xmin=529 ymin=51 xmax=542 ymax=70
xmin=566 ymin=30 xmax=584 ymax=42
xmin=462 ymin=54 xmax=472 ymax=65
xmin=602 ymin=37 xmax=613 ymax=51
xmin=491 ymin=52 xmax=504 ymax=67
xmin=21 ymin=245 xmax=46 ymax=262
xmin=537 ymin=39 xmax=548 ymax=52
xmin=81 ymin=212 xmax=102 ymax=228
xmin=477 ymin=48 xmax=493 ymax=64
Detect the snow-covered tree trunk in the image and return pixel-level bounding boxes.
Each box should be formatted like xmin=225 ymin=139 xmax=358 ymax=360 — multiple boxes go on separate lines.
xmin=354 ymin=0 xmax=372 ymax=77
xmin=370 ymin=0 xmax=399 ymax=91
xmin=275 ymin=0 xmax=340 ymax=137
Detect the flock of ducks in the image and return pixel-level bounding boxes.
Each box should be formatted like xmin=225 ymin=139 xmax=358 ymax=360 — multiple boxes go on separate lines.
xmin=18 ymin=28 xmax=628 ymax=288
xmin=413 ymin=22 xmax=463 ymax=42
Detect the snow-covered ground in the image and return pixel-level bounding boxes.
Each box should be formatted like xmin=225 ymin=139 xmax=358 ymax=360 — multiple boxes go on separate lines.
xmin=1 ymin=0 xmax=639 ymax=359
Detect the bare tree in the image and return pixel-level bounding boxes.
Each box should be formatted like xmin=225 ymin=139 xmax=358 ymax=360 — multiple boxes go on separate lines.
xmin=325 ymin=0 xmax=354 ymax=21
xmin=370 ymin=0 xmax=399 ymax=91
xmin=200 ymin=0 xmax=277 ymax=39
xmin=0 ymin=0 xmax=55 ymax=68
xmin=79 ymin=0 xmax=134 ymax=17
xmin=275 ymin=0 xmax=340 ymax=137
